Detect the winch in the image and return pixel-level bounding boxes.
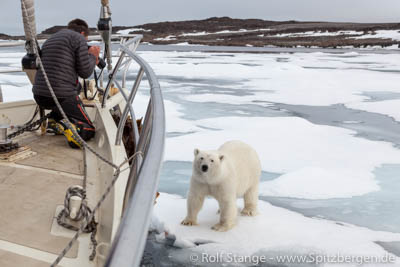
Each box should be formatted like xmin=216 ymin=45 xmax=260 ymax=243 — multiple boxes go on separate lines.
xmin=0 ymin=125 xmax=19 ymax=153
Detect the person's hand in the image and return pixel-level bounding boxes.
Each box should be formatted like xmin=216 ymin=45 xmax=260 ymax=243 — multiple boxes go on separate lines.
xmin=88 ymin=45 xmax=101 ymax=65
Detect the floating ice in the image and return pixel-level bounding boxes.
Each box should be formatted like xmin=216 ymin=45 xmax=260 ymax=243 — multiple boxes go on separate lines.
xmin=138 ymin=51 xmax=400 ymax=107
xmin=347 ymin=99 xmax=400 ymax=122
xmin=259 ymin=167 xmax=378 ymax=199
xmin=151 ymin=193 xmax=400 ymax=266
xmin=165 ymin=116 xmax=400 ymax=199
xmin=0 ymin=73 xmax=32 ymax=102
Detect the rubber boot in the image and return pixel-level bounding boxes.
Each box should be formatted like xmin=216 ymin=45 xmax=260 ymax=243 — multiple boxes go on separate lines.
xmin=59 ymin=119 xmax=82 ymax=149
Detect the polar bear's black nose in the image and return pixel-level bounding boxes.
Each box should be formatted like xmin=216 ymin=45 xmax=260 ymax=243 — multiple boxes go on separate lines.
xmin=201 ymin=165 xmax=208 ymax=172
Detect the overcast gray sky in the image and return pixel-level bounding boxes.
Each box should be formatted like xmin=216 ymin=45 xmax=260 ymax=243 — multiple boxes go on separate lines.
xmin=1 ymin=0 xmax=400 ymax=35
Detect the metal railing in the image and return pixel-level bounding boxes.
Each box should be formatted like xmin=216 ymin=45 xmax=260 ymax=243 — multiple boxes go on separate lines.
xmin=103 ymin=36 xmax=165 ymax=267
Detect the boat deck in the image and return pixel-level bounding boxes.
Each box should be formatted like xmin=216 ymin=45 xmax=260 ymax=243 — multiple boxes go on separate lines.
xmin=0 ymin=249 xmax=49 ymax=267
xmin=0 ymin=132 xmax=87 ymax=266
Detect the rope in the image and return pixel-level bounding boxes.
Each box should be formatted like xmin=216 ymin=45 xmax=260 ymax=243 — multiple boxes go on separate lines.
xmin=19 ymin=1 xmax=143 ymax=265
xmin=51 ymin=151 xmax=142 ymax=267
xmin=83 ymin=147 xmax=87 ymax=191
xmin=56 ymin=186 xmax=98 ymax=260
xmin=61 ymin=186 xmax=88 ymax=221
xmin=20 ymin=0 xmax=38 ymax=53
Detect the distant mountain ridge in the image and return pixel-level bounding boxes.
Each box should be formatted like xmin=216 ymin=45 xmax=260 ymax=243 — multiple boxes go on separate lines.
xmin=2 ymin=17 xmax=400 ymax=48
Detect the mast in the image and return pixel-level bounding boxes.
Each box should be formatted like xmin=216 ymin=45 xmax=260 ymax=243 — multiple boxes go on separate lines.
xmin=20 ymin=0 xmax=39 ymax=84
xmin=20 ymin=0 xmax=37 ymax=54
xmin=98 ymin=0 xmax=113 ymax=71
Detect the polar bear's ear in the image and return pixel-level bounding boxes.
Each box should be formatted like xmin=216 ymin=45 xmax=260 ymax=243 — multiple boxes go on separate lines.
xmin=194 ymin=148 xmax=199 ymax=156
xmin=219 ymin=154 xmax=224 ymax=161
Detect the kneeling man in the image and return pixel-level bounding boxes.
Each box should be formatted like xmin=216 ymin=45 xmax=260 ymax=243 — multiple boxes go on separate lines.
xmin=33 ymin=19 xmax=100 ymax=148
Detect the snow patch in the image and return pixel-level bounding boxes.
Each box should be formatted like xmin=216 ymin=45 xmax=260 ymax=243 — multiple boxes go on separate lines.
xmin=272 ymin=30 xmax=363 ymax=38
xmin=180 ymin=31 xmax=210 ymax=37
xmin=355 ymin=30 xmax=400 ymax=41
xmin=154 ymin=35 xmax=177 ymax=41
xmin=174 ymin=42 xmax=205 ymax=46
xmin=116 ymin=28 xmax=151 ymax=34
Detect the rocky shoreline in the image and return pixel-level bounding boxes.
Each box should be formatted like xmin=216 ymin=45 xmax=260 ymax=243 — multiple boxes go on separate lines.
xmin=2 ymin=17 xmax=400 ymax=49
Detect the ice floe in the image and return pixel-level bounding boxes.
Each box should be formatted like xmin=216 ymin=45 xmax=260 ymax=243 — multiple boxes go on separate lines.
xmin=347 ymin=99 xmax=400 ymax=122
xmin=0 ymin=72 xmax=32 ymax=102
xmin=126 ymin=50 xmax=400 ymax=199
xmin=138 ymin=51 xmax=400 ymax=107
xmin=164 ymin=116 xmax=400 ymax=199
xmin=151 ymin=193 xmax=400 ymax=266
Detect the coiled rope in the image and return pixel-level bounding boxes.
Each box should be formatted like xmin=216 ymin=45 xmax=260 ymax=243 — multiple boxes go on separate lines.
xmin=56 ymin=186 xmax=98 ymax=260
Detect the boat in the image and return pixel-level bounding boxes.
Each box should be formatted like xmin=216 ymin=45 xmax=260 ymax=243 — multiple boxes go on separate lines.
xmin=0 ymin=0 xmax=165 ymax=266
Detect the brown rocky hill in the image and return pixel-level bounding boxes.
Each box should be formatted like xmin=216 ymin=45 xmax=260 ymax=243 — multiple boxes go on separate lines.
xmin=3 ymin=17 xmax=400 ymax=48
xmin=122 ymin=17 xmax=400 ymax=48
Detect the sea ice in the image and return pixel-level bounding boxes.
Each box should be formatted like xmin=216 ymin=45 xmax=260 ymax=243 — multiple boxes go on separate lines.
xmin=137 ymin=51 xmax=400 ymax=107
xmin=164 ymin=116 xmax=400 ymax=199
xmin=346 ymin=99 xmax=400 ymax=122
xmin=150 ymin=193 xmax=400 ymax=266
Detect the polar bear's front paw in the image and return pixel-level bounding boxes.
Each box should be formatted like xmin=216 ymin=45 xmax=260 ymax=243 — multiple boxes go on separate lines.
xmin=181 ymin=218 xmax=197 ymax=226
xmin=211 ymin=223 xmax=234 ymax=232
xmin=241 ymin=207 xmax=258 ymax=216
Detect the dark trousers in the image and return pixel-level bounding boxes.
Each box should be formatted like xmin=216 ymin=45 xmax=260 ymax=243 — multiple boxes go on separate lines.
xmin=34 ymin=94 xmax=95 ymax=141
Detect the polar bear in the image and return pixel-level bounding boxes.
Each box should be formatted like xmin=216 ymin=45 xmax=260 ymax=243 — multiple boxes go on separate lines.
xmin=181 ymin=140 xmax=261 ymax=231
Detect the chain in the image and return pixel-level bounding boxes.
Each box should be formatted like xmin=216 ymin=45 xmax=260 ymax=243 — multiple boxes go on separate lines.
xmin=0 ymin=142 xmax=20 ymax=153
xmin=7 ymin=112 xmax=51 ymax=139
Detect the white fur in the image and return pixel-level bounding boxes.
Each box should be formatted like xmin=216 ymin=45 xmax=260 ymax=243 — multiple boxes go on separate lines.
xmin=181 ymin=140 xmax=261 ymax=231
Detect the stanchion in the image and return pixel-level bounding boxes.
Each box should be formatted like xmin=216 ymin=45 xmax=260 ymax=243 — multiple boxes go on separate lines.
xmin=0 ymin=85 xmax=3 ymax=102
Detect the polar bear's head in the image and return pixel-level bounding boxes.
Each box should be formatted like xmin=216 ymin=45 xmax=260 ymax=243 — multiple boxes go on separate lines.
xmin=192 ymin=148 xmax=225 ymax=184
